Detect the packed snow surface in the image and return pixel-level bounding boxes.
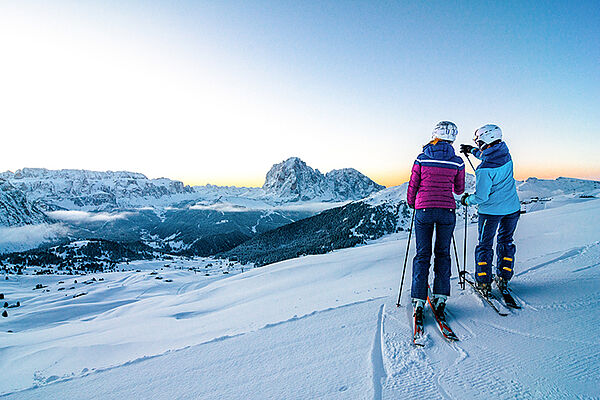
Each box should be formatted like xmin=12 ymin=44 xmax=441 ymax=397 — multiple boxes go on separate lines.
xmin=1 ymin=199 xmax=599 ymax=399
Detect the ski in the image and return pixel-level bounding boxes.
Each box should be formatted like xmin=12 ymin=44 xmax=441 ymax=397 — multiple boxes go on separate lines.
xmin=463 ymin=274 xmax=509 ymax=316
xmin=496 ymin=283 xmax=521 ymax=309
xmin=427 ymin=287 xmax=459 ymax=341
xmin=413 ymin=324 xmax=425 ymax=347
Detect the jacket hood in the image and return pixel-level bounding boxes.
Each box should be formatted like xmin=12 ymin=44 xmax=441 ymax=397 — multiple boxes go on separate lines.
xmin=478 ymin=141 xmax=512 ymax=168
xmin=423 ymin=141 xmax=457 ymax=161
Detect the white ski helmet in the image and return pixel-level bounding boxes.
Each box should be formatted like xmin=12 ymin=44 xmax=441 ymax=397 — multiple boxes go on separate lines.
xmin=473 ymin=124 xmax=502 ymax=145
xmin=432 ymin=121 xmax=458 ymax=142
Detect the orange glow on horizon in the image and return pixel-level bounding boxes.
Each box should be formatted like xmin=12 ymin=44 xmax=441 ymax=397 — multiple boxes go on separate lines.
xmin=182 ymin=177 xmax=266 ymax=188
xmin=181 ymin=167 xmax=600 ymax=189
xmin=178 ymin=164 xmax=600 ymax=189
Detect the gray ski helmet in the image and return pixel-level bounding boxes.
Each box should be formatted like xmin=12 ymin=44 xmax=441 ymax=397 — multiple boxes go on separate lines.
xmin=473 ymin=124 xmax=502 ymax=145
xmin=432 ymin=121 xmax=458 ymax=142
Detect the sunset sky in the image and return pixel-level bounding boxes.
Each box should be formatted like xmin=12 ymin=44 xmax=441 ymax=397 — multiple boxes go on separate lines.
xmin=1 ymin=1 xmax=598 ymax=187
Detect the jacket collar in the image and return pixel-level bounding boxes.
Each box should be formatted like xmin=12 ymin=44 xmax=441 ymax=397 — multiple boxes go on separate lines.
xmin=478 ymin=141 xmax=511 ymax=168
xmin=423 ymin=141 xmax=456 ymax=161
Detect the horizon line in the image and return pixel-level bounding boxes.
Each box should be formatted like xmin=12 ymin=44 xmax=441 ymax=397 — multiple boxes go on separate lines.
xmin=2 ymin=165 xmax=599 ymax=189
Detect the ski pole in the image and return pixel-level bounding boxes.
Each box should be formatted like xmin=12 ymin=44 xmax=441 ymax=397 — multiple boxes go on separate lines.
xmin=396 ymin=209 xmax=416 ymax=307
xmin=464 ymin=153 xmax=476 ymax=172
xmin=462 ymin=203 xmax=468 ymax=290
xmin=451 ymin=234 xmax=462 ymax=288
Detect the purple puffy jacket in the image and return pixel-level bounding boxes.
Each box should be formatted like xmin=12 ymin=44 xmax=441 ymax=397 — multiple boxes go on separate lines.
xmin=407 ymin=140 xmax=465 ymax=209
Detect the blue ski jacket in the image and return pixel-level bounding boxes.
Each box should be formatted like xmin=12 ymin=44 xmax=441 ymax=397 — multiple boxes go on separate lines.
xmin=465 ymin=141 xmax=520 ymax=215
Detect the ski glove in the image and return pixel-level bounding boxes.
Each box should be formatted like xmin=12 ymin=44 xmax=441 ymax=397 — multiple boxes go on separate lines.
xmin=460 ymin=144 xmax=476 ymax=155
xmin=461 ymin=193 xmax=470 ymax=206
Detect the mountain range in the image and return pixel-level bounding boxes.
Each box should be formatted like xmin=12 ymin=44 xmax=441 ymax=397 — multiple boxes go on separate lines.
xmin=0 ymin=158 xmax=385 ymax=255
xmin=0 ymin=158 xmax=383 ymax=213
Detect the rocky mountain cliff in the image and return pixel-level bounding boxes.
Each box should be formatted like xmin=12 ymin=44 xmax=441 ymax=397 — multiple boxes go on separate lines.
xmin=0 ymin=179 xmax=52 ymax=226
xmin=262 ymin=157 xmax=384 ymax=202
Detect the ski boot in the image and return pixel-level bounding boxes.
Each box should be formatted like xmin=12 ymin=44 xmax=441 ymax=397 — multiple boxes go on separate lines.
xmin=431 ymin=294 xmax=448 ymax=322
xmin=495 ymin=275 xmax=508 ymax=291
xmin=412 ymin=298 xmax=425 ymax=345
xmin=412 ymin=298 xmax=425 ymax=325
xmin=475 ymin=281 xmax=491 ymax=297
xmin=495 ymin=275 xmax=520 ymax=308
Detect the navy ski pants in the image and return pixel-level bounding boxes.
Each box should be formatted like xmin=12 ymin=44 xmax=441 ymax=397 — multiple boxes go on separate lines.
xmin=411 ymin=208 xmax=456 ymax=301
xmin=474 ymin=211 xmax=520 ymax=283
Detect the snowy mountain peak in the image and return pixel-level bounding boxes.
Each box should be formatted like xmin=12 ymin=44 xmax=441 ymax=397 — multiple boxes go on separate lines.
xmin=325 ymin=168 xmax=385 ymax=200
xmin=263 ymin=157 xmax=326 ymax=201
xmin=263 ymin=157 xmax=384 ymax=202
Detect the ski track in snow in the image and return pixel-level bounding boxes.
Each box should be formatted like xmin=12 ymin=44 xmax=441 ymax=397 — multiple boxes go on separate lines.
xmin=516 ymin=246 xmax=587 ymax=277
xmin=370 ymin=304 xmax=386 ymax=400
xmin=1 ymin=199 xmax=600 ymax=399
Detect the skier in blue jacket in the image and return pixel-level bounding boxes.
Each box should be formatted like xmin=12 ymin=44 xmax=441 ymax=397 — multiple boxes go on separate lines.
xmin=459 ymin=124 xmax=521 ymax=295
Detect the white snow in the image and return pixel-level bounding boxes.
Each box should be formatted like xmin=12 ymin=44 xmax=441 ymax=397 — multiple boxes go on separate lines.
xmin=1 ymin=199 xmax=599 ymax=399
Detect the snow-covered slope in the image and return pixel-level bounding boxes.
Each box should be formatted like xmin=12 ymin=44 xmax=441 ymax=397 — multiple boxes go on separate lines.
xmin=517 ymin=177 xmax=600 ymax=212
xmin=1 ymin=198 xmax=598 ymax=399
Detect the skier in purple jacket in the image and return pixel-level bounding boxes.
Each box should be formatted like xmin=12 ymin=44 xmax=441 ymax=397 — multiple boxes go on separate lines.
xmin=407 ymin=121 xmax=465 ymax=326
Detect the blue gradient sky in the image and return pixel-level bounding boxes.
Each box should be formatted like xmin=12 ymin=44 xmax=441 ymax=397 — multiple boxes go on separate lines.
xmin=1 ymin=1 xmax=598 ymax=186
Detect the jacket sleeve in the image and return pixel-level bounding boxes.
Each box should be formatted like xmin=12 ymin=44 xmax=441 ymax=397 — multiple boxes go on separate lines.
xmin=454 ymin=165 xmax=465 ymax=195
xmin=472 ymin=148 xmax=483 ymax=160
xmin=406 ymin=160 xmax=421 ymax=207
xmin=466 ymin=168 xmax=492 ymax=206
